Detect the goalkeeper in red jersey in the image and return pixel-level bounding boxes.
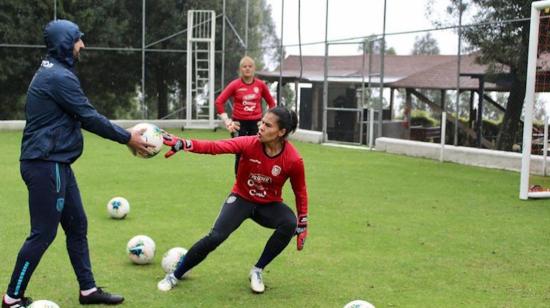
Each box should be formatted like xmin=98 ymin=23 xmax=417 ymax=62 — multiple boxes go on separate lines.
xmin=158 ymin=106 xmax=308 ymax=294
xmin=215 ymin=56 xmax=277 ymax=174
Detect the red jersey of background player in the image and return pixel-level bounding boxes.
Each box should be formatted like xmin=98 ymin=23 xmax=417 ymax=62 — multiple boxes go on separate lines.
xmin=186 ymin=135 xmax=307 ymax=216
xmin=215 ymin=78 xmax=277 ymax=121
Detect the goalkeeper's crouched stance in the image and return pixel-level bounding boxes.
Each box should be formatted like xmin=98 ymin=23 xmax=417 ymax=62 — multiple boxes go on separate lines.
xmin=158 ymin=106 xmax=308 ymax=294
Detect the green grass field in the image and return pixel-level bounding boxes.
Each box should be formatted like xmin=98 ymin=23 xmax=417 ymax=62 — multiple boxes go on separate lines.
xmin=2 ymin=129 xmax=550 ymax=307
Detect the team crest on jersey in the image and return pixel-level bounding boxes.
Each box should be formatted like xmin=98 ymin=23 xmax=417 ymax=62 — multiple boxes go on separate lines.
xmin=271 ymin=165 xmax=281 ymax=176
xmin=253 ymin=86 xmax=259 ymax=93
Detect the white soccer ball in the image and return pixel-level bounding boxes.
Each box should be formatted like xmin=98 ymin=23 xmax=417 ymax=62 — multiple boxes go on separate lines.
xmin=127 ymin=235 xmax=156 ymax=264
xmin=106 ymin=196 xmax=130 ymax=219
xmin=343 ymin=300 xmax=375 ymax=308
xmin=161 ymin=247 xmax=189 ymax=275
xmin=130 ymin=123 xmax=163 ymax=158
xmin=28 ymin=300 xmax=60 ymax=308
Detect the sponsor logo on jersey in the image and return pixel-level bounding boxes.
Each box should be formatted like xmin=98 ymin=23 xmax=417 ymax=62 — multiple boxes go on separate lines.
xmin=271 ymin=165 xmax=281 ymax=176
xmin=249 ymin=189 xmax=267 ymax=198
xmin=247 ymin=173 xmax=272 ymax=198
xmin=244 ymin=105 xmax=256 ymax=112
xmin=242 ymin=100 xmax=256 ymax=106
xmin=243 ymin=94 xmax=257 ymax=100
xmin=249 ymin=173 xmax=272 ymax=184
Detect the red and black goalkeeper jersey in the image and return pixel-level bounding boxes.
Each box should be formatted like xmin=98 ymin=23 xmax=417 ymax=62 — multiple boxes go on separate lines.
xmin=189 ymin=136 xmax=307 ymax=216
xmin=215 ymin=78 xmax=276 ymax=121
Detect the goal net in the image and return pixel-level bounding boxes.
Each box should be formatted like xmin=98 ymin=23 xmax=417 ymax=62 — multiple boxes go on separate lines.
xmin=520 ymin=1 xmax=550 ymax=199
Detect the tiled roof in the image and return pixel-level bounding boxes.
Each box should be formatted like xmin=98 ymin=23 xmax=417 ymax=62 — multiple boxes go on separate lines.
xmin=257 ymin=54 xmax=510 ymax=91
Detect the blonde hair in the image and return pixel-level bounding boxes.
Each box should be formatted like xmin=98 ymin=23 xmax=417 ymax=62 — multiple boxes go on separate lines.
xmin=239 ymin=55 xmax=255 ymax=67
xmin=238 ymin=56 xmax=256 ymax=77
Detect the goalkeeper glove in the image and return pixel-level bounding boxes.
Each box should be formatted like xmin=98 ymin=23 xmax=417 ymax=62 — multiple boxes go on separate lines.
xmin=162 ymin=133 xmax=192 ymax=158
xmin=296 ymin=214 xmax=308 ymax=251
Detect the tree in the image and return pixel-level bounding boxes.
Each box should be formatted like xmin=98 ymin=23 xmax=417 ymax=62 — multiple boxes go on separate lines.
xmin=0 ymin=1 xmax=142 ymax=119
xmin=406 ymin=33 xmax=442 ymax=116
xmin=0 ymin=1 xmax=50 ymax=119
xmin=0 ymin=0 xmax=281 ymax=120
xmin=62 ymin=1 xmax=143 ymax=118
xmin=445 ymin=0 xmax=532 ymax=150
xmin=357 ymin=35 xmax=396 ymax=55
xmin=411 ymin=33 xmax=440 ymax=55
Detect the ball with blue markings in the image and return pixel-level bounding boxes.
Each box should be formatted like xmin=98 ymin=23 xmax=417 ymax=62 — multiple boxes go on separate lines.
xmin=107 ymin=196 xmax=130 ymax=219
xmin=161 ymin=247 xmax=190 ymax=276
xmin=127 ymin=235 xmax=156 ymax=265
xmin=130 ymin=123 xmax=164 ymax=158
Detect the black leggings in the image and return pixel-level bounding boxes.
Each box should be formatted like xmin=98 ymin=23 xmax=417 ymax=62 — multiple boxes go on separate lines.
xmin=231 ymin=119 xmax=260 ymax=174
xmin=173 ymin=194 xmax=297 ymax=279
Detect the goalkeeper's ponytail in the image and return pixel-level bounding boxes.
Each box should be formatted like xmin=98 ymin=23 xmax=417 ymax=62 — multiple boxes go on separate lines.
xmin=268 ymin=106 xmax=298 ymax=139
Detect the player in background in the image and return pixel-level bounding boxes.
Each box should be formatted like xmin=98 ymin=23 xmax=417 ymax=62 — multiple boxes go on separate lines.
xmin=2 ymin=20 xmax=153 ymax=308
xmin=158 ymin=106 xmax=308 ymax=294
xmin=216 ymin=56 xmax=277 ymax=174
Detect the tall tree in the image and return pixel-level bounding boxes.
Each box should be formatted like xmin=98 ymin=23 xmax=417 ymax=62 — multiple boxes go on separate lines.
xmin=446 ymin=0 xmax=531 ymax=150
xmin=0 ymin=1 xmax=50 ymax=120
xmin=411 ymin=33 xmax=440 ymax=55
xmin=0 ymin=0 xmax=280 ymax=120
xmin=62 ymin=1 xmax=143 ymax=118
xmin=0 ymin=1 xmax=142 ymax=119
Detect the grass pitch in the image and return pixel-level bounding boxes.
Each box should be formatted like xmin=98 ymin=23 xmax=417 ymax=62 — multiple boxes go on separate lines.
xmin=1 ymin=129 xmax=550 ymax=307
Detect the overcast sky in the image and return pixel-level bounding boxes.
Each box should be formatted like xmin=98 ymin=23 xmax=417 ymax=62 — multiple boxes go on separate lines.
xmin=266 ymin=0 xmax=467 ymax=56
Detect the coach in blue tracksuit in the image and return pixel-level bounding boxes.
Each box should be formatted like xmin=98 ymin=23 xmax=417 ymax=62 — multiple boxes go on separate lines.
xmin=1 ymin=20 xmax=153 ymax=308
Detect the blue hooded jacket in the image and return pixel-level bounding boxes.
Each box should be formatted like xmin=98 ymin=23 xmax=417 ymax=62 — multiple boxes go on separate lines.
xmin=20 ymin=19 xmax=131 ymax=163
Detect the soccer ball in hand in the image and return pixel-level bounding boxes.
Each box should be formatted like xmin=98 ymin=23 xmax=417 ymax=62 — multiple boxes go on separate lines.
xmin=127 ymin=235 xmax=156 ymax=264
xmin=106 ymin=197 xmax=130 ymax=219
xmin=161 ymin=247 xmax=190 ymax=276
xmin=28 ymin=300 xmax=60 ymax=308
xmin=343 ymin=300 xmax=375 ymax=308
xmin=130 ymin=123 xmax=163 ymax=158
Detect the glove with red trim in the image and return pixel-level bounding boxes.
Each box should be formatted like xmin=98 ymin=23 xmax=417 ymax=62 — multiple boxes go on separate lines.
xmin=296 ymin=214 xmax=308 ymax=251
xmin=162 ymin=133 xmax=192 ymax=158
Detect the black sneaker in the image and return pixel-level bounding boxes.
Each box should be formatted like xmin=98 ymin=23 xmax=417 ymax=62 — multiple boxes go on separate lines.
xmin=2 ymin=296 xmax=33 ymax=308
xmin=79 ymin=288 xmax=124 ymax=305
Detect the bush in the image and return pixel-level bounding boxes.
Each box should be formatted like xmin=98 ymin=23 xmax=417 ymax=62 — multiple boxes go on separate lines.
xmin=410 ymin=110 xmax=439 ymax=127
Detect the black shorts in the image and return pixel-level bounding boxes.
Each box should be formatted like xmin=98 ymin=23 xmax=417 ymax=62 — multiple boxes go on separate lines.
xmin=231 ymin=119 xmax=260 ymax=138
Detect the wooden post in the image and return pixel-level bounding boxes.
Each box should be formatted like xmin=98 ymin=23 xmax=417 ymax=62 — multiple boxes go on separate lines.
xmin=405 ymin=88 xmax=412 ymax=139
xmin=389 ymin=88 xmax=394 ymax=120
xmin=477 ymin=76 xmax=484 ymax=148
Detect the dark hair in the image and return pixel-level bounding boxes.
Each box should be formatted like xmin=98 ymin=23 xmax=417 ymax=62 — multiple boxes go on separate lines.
xmin=268 ymin=106 xmax=298 ymax=138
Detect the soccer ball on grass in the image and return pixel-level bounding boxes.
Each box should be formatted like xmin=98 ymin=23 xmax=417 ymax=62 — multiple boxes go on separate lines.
xmin=28 ymin=300 xmax=60 ymax=308
xmin=127 ymin=235 xmax=156 ymax=264
xmin=106 ymin=196 xmax=130 ymax=219
xmin=343 ymin=300 xmax=375 ymax=308
xmin=161 ymin=247 xmax=190 ymax=277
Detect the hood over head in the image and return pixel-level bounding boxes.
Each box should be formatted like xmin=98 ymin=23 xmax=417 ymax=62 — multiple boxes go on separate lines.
xmin=43 ymin=19 xmax=84 ymax=67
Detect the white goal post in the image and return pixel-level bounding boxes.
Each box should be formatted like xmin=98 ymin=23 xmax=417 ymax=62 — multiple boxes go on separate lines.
xmin=519 ymin=0 xmax=550 ymax=200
